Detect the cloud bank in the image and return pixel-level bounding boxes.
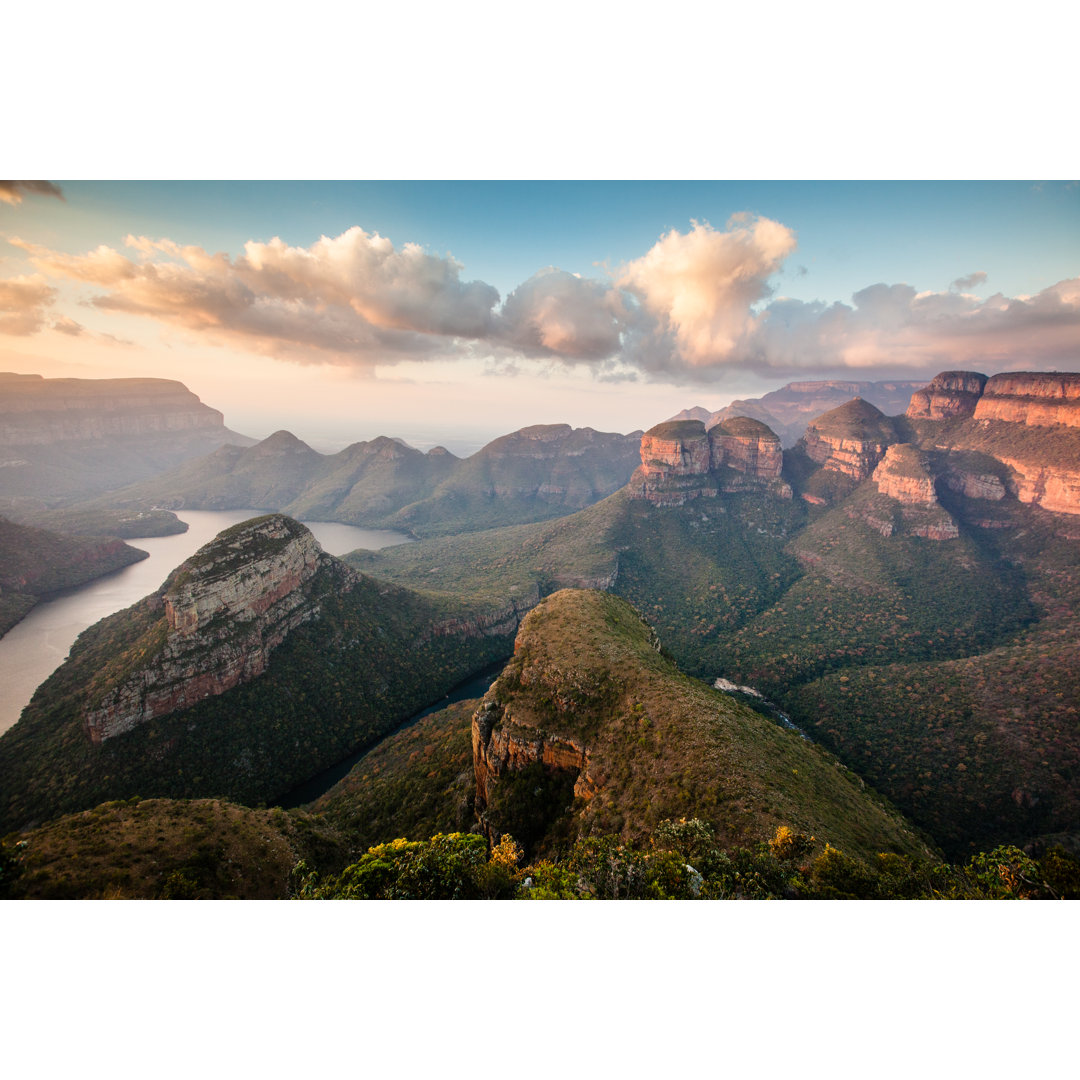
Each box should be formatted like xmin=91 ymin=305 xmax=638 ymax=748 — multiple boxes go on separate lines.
xmin=5 ymin=216 xmax=1079 ymax=380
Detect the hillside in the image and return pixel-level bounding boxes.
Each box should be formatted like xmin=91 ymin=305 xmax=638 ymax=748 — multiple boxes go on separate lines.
xmin=0 ymin=516 xmax=149 ymax=636
xmin=470 ymin=589 xmax=932 ymax=863
xmin=0 ymin=372 xmax=254 ymax=505
xmin=0 ymin=516 xmax=524 ymax=833
xmin=84 ymin=423 xmax=642 ymax=538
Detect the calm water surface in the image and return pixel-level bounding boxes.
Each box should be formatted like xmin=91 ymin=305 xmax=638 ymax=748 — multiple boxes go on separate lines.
xmin=0 ymin=510 xmax=412 ymax=735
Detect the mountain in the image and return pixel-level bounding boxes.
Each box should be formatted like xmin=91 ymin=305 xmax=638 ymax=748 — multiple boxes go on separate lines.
xmin=88 ymin=423 xmax=643 ymax=538
xmin=0 ymin=515 xmax=526 ymax=833
xmin=0 ymin=373 xmax=255 ymax=508
xmin=0 ymin=515 xmax=149 ymax=636
xmin=349 ymin=374 xmax=1080 ymax=857
xmin=674 ymin=378 xmax=927 ymax=447
xmin=468 ymin=589 xmax=932 ymax=862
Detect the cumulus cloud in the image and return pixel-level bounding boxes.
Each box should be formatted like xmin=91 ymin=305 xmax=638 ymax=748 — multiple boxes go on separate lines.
xmin=495 ymin=268 xmax=623 ymax=359
xmin=0 ymin=274 xmax=57 ymax=335
xmin=616 ymin=217 xmax=797 ymax=367
xmin=951 ymin=270 xmax=988 ymax=292
xmin=12 ymin=228 xmax=499 ymax=364
xmin=7 ymin=215 xmax=1079 ymax=380
xmin=0 ymin=181 xmax=64 ymax=205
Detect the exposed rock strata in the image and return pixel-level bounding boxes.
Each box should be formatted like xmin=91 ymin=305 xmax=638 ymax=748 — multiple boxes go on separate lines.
xmin=797 ymin=399 xmax=898 ymax=483
xmin=631 ymin=418 xmax=790 ymax=506
xmin=907 ymin=372 xmax=988 ymax=419
xmin=872 ymin=444 xmax=938 ymax=506
xmin=974 ymin=372 xmax=1080 ymax=428
xmin=83 ymin=516 xmax=348 ymax=743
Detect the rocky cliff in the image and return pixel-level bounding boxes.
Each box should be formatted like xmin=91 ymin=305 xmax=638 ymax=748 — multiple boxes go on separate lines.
xmin=906 ymin=371 xmax=988 ymax=419
xmin=83 ymin=515 xmax=349 ymax=742
xmin=630 ymin=418 xmax=790 ymax=506
xmin=869 ymin=444 xmax=958 ymax=540
xmin=797 ymin=399 xmax=899 ymax=484
xmin=0 ymin=373 xmax=241 ymax=446
xmin=904 ymin=369 xmax=1080 ymax=517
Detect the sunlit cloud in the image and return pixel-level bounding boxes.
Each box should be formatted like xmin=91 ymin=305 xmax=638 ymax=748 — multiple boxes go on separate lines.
xmin=0 ymin=273 xmax=57 ymax=335
xmin=0 ymin=181 xmax=64 ymax=206
xmin=7 ymin=216 xmax=1079 ymax=381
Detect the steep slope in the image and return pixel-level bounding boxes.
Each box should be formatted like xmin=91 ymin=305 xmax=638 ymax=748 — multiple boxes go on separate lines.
xmin=470 ymin=590 xmax=932 ymax=863
xmin=89 ymin=423 xmax=641 ymax=537
xmin=0 ymin=372 xmax=254 ymax=502
xmin=0 ymin=516 xmax=523 ymax=833
xmin=0 ymin=516 xmax=148 ymax=636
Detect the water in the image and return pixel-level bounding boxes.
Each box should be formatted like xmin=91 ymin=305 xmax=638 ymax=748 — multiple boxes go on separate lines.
xmin=0 ymin=510 xmax=412 ymax=735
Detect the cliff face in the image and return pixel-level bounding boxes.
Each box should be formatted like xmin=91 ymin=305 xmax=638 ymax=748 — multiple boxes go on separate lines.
xmin=83 ymin=516 xmax=348 ymax=743
xmin=0 ymin=374 xmax=233 ymax=446
xmin=631 ymin=418 xmax=790 ymax=506
xmin=906 ymin=372 xmax=988 ymax=419
xmin=869 ymin=445 xmax=959 ymax=540
xmin=973 ymin=372 xmax=1080 ymax=428
xmin=797 ymin=399 xmax=898 ymax=482
xmin=904 ymin=369 xmax=1080 ymax=517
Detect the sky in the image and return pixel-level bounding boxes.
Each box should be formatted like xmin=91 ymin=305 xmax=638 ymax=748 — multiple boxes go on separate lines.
xmin=2 ymin=179 xmax=1078 ymax=454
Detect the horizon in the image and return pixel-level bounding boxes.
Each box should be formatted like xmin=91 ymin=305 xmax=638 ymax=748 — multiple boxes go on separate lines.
xmin=2 ymin=180 xmax=1078 ymax=450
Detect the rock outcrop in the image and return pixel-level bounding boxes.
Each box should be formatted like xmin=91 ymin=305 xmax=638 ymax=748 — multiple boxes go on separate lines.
xmin=83 ymin=516 xmax=349 ymax=742
xmin=906 ymin=372 xmax=988 ymax=419
xmin=869 ymin=445 xmax=958 ymax=540
xmin=797 ymin=399 xmax=899 ymax=482
xmin=974 ymin=372 xmax=1080 ymax=428
xmin=630 ymin=418 xmax=790 ymax=506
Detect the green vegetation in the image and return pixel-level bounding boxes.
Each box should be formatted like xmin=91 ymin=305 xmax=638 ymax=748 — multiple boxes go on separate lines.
xmin=293 ymin=820 xmax=1080 ymax=901
xmin=0 ymin=557 xmax=516 ymax=833
xmin=1 ymin=797 xmax=349 ymax=899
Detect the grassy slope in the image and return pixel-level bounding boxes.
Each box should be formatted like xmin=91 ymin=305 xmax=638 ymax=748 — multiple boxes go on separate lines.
xmin=477 ymin=590 xmax=934 ymax=864
xmin=4 ymin=797 xmax=349 ymax=899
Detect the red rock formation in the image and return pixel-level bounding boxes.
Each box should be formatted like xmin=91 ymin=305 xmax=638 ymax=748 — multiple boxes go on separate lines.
xmin=631 ymin=418 xmax=790 ymax=505
xmin=906 ymin=371 xmax=988 ymax=419
xmin=973 ymin=372 xmax=1080 ymax=428
xmin=798 ymin=399 xmax=898 ymax=482
xmin=997 ymin=457 xmax=1080 ymax=516
xmin=872 ymin=444 xmax=938 ymax=506
xmin=84 ymin=516 xmax=347 ymax=743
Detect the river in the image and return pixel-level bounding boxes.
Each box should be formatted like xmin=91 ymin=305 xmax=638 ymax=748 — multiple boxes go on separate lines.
xmin=0 ymin=510 xmax=413 ymax=735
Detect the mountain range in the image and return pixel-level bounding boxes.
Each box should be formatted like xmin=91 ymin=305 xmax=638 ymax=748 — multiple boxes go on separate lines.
xmin=2 ymin=367 xmax=1079 ymax=898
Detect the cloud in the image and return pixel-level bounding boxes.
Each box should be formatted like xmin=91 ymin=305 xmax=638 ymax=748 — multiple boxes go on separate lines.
xmin=951 ymin=270 xmax=988 ymax=292
xmin=8 ymin=216 xmax=1079 ymax=382
xmin=494 ymin=268 xmax=622 ymax=359
xmin=0 ymin=181 xmax=64 ymax=205
xmin=616 ymin=217 xmax=797 ymax=367
xmin=0 ymin=274 xmax=57 ymax=335
xmin=12 ymin=228 xmax=499 ymax=364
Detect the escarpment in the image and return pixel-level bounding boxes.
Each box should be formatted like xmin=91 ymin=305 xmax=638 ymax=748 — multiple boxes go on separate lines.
xmin=867 ymin=445 xmax=959 ymax=540
xmin=630 ymin=418 xmax=790 ymax=506
xmin=83 ymin=515 xmax=348 ymax=742
xmin=904 ymin=369 xmax=1080 ymax=517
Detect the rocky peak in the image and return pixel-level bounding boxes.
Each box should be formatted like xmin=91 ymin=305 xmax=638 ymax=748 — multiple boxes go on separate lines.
xmin=631 ymin=418 xmax=789 ymax=506
xmin=872 ymin=444 xmax=939 ymax=506
xmin=84 ymin=515 xmax=352 ymax=743
xmin=973 ymin=372 xmax=1080 ymax=428
xmin=797 ymin=398 xmax=898 ymax=482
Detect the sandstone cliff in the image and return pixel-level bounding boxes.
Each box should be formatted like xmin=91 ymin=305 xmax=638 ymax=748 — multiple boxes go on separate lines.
xmin=83 ymin=515 xmax=349 ymax=742
xmin=869 ymin=444 xmax=958 ymax=540
xmin=797 ymin=399 xmax=899 ymax=483
xmin=974 ymin=372 xmax=1080 ymax=428
xmin=630 ymin=418 xmax=790 ymax=506
xmin=906 ymin=371 xmax=988 ymax=419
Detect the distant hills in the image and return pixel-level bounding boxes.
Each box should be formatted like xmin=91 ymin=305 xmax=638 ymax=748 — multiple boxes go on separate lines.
xmin=86 ymin=422 xmax=644 ymax=538
xmin=671 ymin=377 xmax=928 ymax=446
xmin=0 ymin=372 xmax=254 ymax=508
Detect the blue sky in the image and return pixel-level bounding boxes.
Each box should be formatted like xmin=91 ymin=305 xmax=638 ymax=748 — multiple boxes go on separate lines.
xmin=2 ymin=180 xmax=1078 ymax=452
